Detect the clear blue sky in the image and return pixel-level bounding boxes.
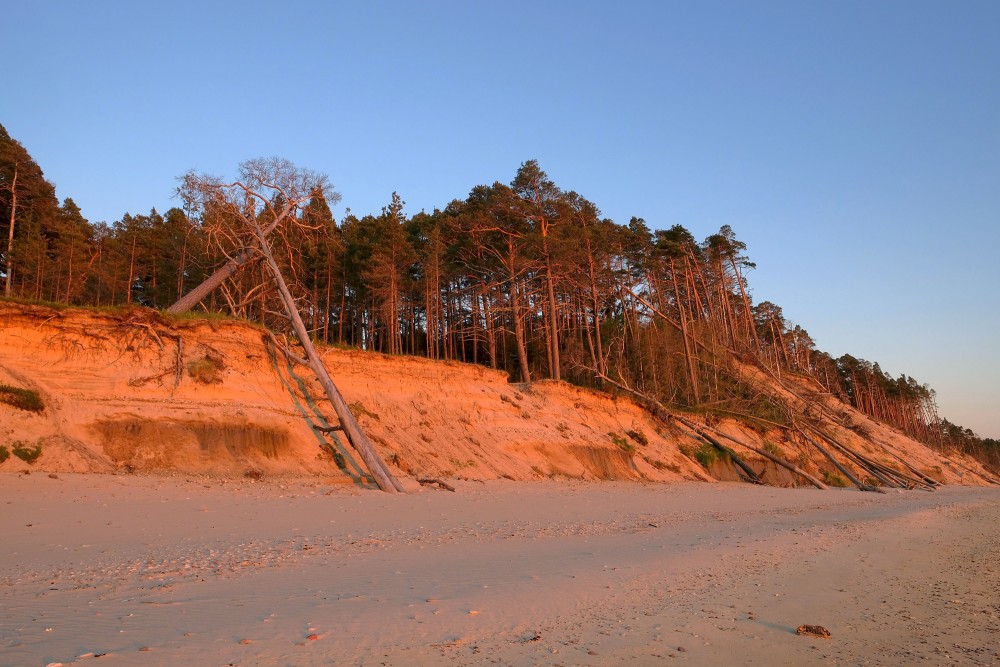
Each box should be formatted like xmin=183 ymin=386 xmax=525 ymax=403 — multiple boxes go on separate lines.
xmin=5 ymin=1 xmax=999 ymax=437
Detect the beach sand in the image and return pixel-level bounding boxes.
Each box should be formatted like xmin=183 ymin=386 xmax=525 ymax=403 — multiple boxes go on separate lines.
xmin=2 ymin=474 xmax=998 ymax=666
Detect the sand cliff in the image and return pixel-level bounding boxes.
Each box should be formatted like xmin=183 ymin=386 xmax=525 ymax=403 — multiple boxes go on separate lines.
xmin=0 ymin=302 xmax=992 ymax=488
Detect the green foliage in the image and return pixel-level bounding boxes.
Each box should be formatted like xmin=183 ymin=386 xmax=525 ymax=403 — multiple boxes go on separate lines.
xmin=626 ymin=429 xmax=649 ymax=446
xmin=822 ymin=471 xmax=849 ymax=488
xmin=763 ymin=441 xmax=784 ymax=457
xmin=160 ymin=309 xmax=238 ymax=325
xmin=449 ymin=457 xmax=475 ymax=469
xmin=0 ymin=384 xmax=44 ymax=412
xmin=610 ymin=433 xmax=634 ymax=454
xmin=742 ymin=395 xmax=790 ymax=428
xmin=693 ymin=444 xmax=724 ymax=468
xmin=12 ymin=442 xmax=42 ymax=464
xmin=6 ymin=133 xmax=992 ymax=475
xmin=0 ymin=445 xmax=9 ymax=463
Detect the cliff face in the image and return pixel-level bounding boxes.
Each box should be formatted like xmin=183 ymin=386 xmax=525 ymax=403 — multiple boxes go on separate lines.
xmin=0 ymin=302 xmax=992 ymax=488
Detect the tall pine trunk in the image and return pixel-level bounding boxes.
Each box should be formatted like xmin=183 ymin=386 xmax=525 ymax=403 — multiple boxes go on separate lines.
xmin=4 ymin=164 xmax=16 ymax=298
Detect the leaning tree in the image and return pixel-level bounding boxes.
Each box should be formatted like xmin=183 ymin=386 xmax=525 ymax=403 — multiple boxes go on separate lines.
xmin=172 ymin=158 xmax=403 ymax=493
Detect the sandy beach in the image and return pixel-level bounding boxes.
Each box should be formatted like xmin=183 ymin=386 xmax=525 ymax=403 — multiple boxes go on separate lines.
xmin=2 ymin=475 xmax=998 ymax=666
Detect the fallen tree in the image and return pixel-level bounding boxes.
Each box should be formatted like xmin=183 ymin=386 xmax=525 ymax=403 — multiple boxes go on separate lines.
xmin=586 ymin=366 xmax=827 ymax=489
xmin=174 ymin=158 xmax=403 ymax=493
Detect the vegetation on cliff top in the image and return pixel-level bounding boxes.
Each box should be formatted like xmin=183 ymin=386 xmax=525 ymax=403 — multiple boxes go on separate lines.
xmin=1 ymin=123 xmax=996 ymax=471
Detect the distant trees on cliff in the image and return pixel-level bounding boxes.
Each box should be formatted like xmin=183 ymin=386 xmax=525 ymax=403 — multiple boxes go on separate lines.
xmin=0 ymin=122 xmax=995 ymax=466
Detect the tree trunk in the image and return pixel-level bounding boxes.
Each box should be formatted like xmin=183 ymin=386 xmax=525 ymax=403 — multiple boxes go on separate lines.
xmin=168 ymin=247 xmax=256 ymax=313
xmin=729 ymin=255 xmax=760 ymax=349
xmin=251 ymin=223 xmax=403 ymax=493
xmin=338 ymin=269 xmax=347 ymax=344
xmin=796 ymin=426 xmax=879 ymax=492
xmin=4 ymin=164 xmax=16 ymax=298
xmin=126 ymin=236 xmax=137 ymax=304
xmin=544 ymin=257 xmax=560 ymax=381
xmin=323 ymin=263 xmax=332 ymax=343
xmin=512 ymin=277 xmax=531 ymax=383
xmin=166 ymin=202 xmax=295 ymax=314
xmin=680 ymin=423 xmax=762 ymax=484
xmin=177 ymin=237 xmax=188 ymax=302
xmin=671 ymin=258 xmax=701 ymax=403
xmin=675 ymin=416 xmax=827 ymax=490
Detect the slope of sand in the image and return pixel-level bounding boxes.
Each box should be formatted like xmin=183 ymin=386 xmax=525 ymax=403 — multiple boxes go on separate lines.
xmin=0 ymin=303 xmax=993 ymax=488
xmin=1 ymin=474 xmax=998 ymax=666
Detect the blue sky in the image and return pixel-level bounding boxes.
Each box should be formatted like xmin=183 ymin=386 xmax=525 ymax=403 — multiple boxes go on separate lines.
xmin=4 ymin=1 xmax=999 ymax=436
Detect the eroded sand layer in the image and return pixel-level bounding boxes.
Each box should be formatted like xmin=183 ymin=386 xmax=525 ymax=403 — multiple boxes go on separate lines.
xmin=1 ymin=475 xmax=998 ymax=666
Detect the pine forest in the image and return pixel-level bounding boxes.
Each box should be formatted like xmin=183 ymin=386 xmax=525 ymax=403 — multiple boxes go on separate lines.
xmin=1 ymin=123 xmax=995 ymax=472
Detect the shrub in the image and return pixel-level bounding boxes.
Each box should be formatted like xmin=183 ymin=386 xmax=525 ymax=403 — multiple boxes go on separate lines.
xmin=12 ymin=442 xmax=42 ymax=464
xmin=332 ymin=451 xmax=347 ymax=469
xmin=626 ymin=429 xmax=649 ymax=447
xmin=349 ymin=401 xmax=379 ymax=420
xmin=0 ymin=384 xmax=44 ymax=412
xmin=694 ymin=444 xmax=720 ymax=468
xmin=763 ymin=441 xmax=784 ymax=458
xmin=644 ymin=456 xmax=681 ymax=473
xmin=0 ymin=445 xmax=9 ymax=463
xmin=610 ymin=433 xmax=634 ymax=454
xmin=188 ymin=356 xmax=223 ymax=384
xmin=822 ymin=471 xmax=849 ymax=487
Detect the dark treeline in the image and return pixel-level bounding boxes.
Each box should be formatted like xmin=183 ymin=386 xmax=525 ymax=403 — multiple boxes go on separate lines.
xmin=1 ymin=123 xmax=996 ymax=468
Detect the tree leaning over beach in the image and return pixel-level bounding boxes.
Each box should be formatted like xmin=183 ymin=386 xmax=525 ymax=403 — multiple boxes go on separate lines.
xmin=172 ymin=158 xmax=403 ymax=493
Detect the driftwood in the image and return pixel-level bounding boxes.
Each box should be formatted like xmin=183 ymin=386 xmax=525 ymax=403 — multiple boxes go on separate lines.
xmin=692 ymin=421 xmax=828 ymax=490
xmin=418 ymin=477 xmax=456 ymax=492
xmin=588 ymin=369 xmax=830 ymax=488
xmin=794 ymin=424 xmax=881 ymax=492
xmin=809 ymin=426 xmax=934 ymax=491
xmin=740 ymin=362 xmax=960 ymax=489
xmin=944 ymin=455 xmax=1000 ymax=486
xmin=814 ymin=429 xmax=905 ymax=489
xmin=674 ymin=419 xmax=762 ymax=484
xmin=859 ymin=436 xmax=942 ymax=488
xmin=796 ymin=625 xmax=831 ymax=639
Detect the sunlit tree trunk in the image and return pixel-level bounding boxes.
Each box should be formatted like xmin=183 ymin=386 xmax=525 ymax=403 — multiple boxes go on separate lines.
xmin=3 ymin=164 xmax=16 ymax=297
xmin=251 ymin=222 xmax=402 ymax=493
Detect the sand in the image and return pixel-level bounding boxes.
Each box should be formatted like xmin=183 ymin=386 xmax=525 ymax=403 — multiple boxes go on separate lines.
xmin=4 ymin=302 xmax=995 ymax=490
xmin=2 ymin=475 xmax=998 ymax=666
